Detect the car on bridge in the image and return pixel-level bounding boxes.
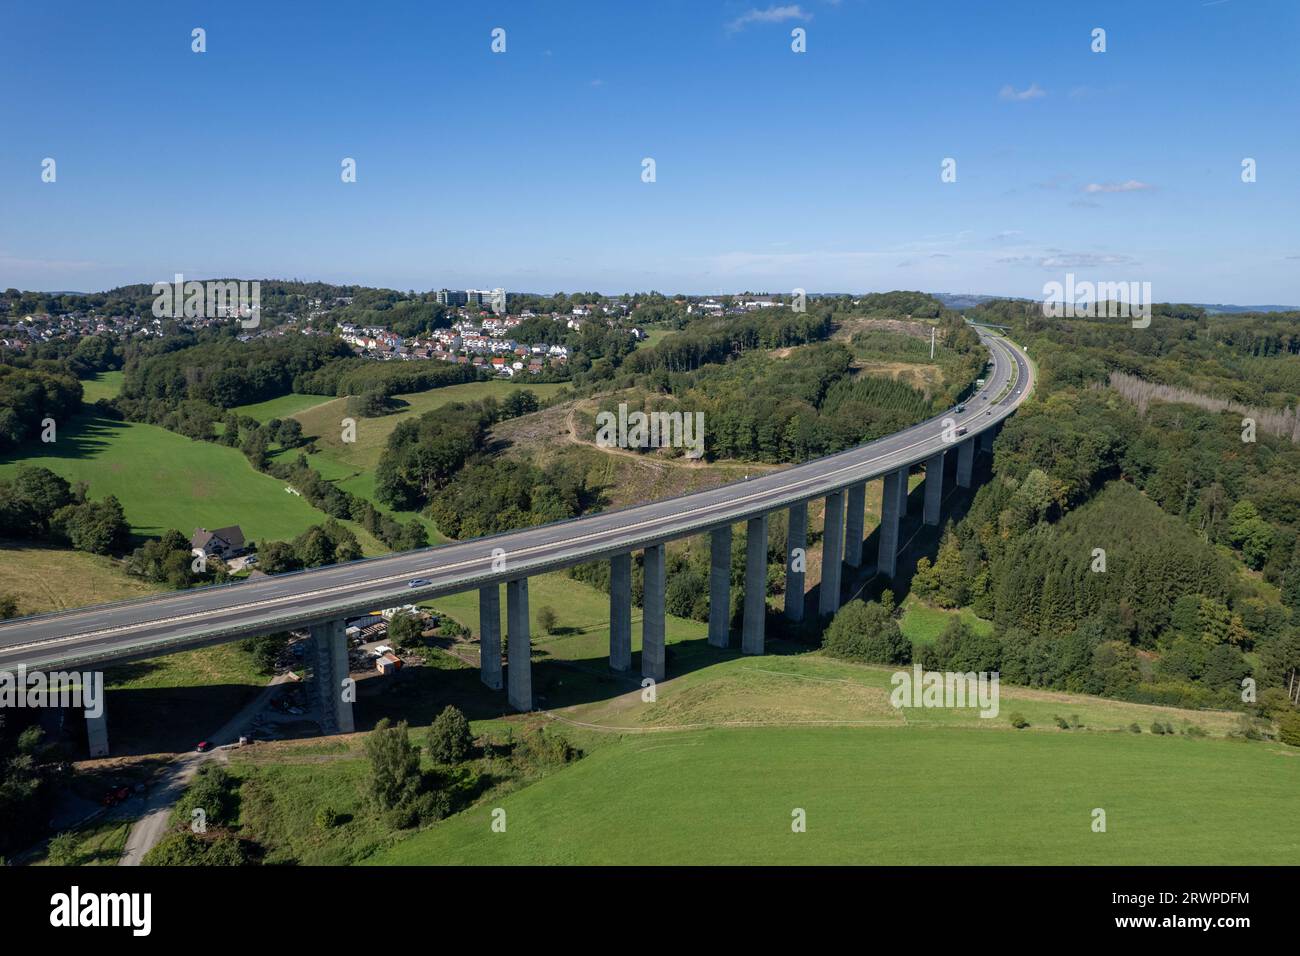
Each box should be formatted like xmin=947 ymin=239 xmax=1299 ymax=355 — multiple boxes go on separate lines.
xmin=408 ymin=578 xmax=432 ymax=588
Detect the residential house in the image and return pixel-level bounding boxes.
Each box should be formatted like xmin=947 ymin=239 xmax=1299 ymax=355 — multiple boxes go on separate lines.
xmin=191 ymin=525 xmax=247 ymax=560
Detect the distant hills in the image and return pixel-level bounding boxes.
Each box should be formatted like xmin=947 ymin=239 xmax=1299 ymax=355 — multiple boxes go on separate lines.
xmin=1190 ymin=303 xmax=1300 ymax=315
xmin=932 ymin=292 xmax=1297 ymax=315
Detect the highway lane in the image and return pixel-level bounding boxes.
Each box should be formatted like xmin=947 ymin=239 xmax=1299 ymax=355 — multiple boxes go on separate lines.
xmin=0 ymin=332 xmax=1033 ymax=671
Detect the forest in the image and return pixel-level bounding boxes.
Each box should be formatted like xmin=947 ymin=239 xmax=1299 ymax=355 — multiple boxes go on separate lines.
xmin=881 ymin=302 xmax=1300 ymax=713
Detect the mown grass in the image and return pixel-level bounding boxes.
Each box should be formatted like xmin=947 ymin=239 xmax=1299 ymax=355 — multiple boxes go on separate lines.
xmin=898 ymin=595 xmax=994 ymax=645
xmin=559 ymin=651 xmax=1247 ymax=737
xmin=0 ymin=413 xmax=386 ymax=553
xmin=366 ymin=725 xmax=1300 ymax=865
xmin=428 ymin=571 xmax=707 ymax=657
xmin=231 ymin=392 xmax=334 ymax=423
xmin=293 ymin=380 xmax=568 ymax=477
xmin=149 ymin=585 xmax=1289 ymax=864
xmin=79 ymin=370 xmax=124 ymax=403
xmin=105 ymin=641 xmax=265 ymax=692
xmin=0 ymin=539 xmax=158 ymax=614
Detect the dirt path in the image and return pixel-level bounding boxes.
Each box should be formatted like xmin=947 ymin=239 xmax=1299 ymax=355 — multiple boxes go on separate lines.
xmin=118 ymin=674 xmax=290 ymax=866
xmin=561 ymin=401 xmax=782 ymax=476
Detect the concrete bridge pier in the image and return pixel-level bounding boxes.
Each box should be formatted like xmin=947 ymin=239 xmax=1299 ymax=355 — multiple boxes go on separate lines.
xmin=478 ymin=585 xmax=502 ymax=690
xmin=923 ymin=450 xmax=946 ymax=526
xmin=819 ymin=490 xmax=845 ymax=616
xmin=844 ymin=482 xmax=866 ymax=568
xmin=979 ymin=425 xmax=998 ymax=454
xmin=609 ymin=553 xmax=633 ymax=670
xmin=506 ymin=578 xmax=532 ymax=711
xmin=877 ymin=468 xmax=905 ymax=580
xmin=784 ymin=501 xmax=807 ymax=623
xmin=897 ymin=465 xmax=910 ymax=514
xmin=956 ymin=437 xmax=975 ymax=489
xmin=86 ymin=707 xmax=109 ymax=758
xmin=642 ymin=544 xmax=666 ymax=683
xmin=310 ymin=619 xmax=354 ymax=734
xmin=708 ymin=526 xmax=732 ymax=648
xmin=743 ymin=515 xmax=767 ymax=655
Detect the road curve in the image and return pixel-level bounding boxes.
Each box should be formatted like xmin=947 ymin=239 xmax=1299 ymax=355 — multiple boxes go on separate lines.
xmin=0 ymin=331 xmax=1033 ymax=671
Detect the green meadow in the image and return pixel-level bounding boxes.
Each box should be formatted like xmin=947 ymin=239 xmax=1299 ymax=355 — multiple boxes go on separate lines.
xmin=279 ymin=380 xmax=567 ymax=544
xmin=366 ymin=724 xmax=1299 ymax=865
xmin=193 ymin=623 xmax=1295 ymax=866
xmin=292 ymin=380 xmax=568 ymax=476
xmin=232 ymin=392 xmax=334 ymax=423
xmin=0 ymin=413 xmax=384 ymax=551
xmin=898 ymin=595 xmax=995 ymax=645
xmin=79 ymin=370 xmax=125 ymax=403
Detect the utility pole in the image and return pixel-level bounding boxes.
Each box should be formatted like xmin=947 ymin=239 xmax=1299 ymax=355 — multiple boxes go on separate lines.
xmin=930 ymin=326 xmax=936 ymax=360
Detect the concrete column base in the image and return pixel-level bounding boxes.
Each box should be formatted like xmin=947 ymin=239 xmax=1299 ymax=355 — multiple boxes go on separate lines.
xmin=743 ymin=515 xmax=768 ymax=655
xmin=86 ymin=707 xmax=109 ymax=758
xmin=479 ymin=585 xmax=502 ymax=690
xmin=844 ymin=482 xmax=866 ymax=568
xmin=311 ymin=619 xmax=354 ymax=735
xmin=642 ymin=544 xmax=666 ymax=682
xmin=956 ymin=437 xmax=974 ymax=489
xmin=923 ymin=450 xmax=946 ymax=526
xmin=784 ymin=501 xmax=807 ymax=623
xmin=507 ymin=579 xmax=532 ymax=711
xmin=610 ymin=553 xmax=633 ymax=670
xmin=878 ymin=470 xmax=903 ymax=580
xmin=819 ymin=491 xmax=845 ymax=616
xmin=708 ymin=526 xmax=732 ymax=648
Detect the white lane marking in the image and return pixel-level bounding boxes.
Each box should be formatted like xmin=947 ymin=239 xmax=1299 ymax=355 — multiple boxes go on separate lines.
xmin=5 ymin=340 xmax=1026 ymax=654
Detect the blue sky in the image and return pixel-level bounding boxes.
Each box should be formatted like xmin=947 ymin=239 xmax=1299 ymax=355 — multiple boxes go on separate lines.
xmin=2 ymin=0 xmax=1297 ymax=302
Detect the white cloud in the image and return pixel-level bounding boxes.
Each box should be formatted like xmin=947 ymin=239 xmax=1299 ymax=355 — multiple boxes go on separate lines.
xmin=1039 ymin=252 xmax=1138 ymax=269
xmin=999 ymin=82 xmax=1046 ymax=101
xmin=996 ymin=251 xmax=1138 ymax=269
xmin=1083 ymin=180 xmax=1152 ymax=193
xmin=727 ymin=5 xmax=811 ymax=32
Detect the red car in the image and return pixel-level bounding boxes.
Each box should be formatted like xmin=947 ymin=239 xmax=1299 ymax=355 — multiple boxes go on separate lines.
xmin=195 ymin=741 xmax=211 ymax=752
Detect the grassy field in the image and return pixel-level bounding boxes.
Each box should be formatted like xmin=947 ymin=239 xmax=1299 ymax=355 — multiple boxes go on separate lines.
xmin=302 ymin=451 xmax=444 ymax=544
xmin=635 ymin=328 xmax=676 ymax=349
xmin=232 ymin=392 xmax=334 ymax=423
xmin=281 ymin=380 xmax=566 ymax=545
xmin=428 ymin=570 xmax=708 ymax=661
xmin=0 ymin=539 xmax=158 ymax=615
xmin=556 ymin=651 xmax=1248 ymax=736
xmin=293 ymin=380 xmax=568 ymax=477
xmin=147 ymin=570 xmax=1295 ymax=865
xmin=162 ymin=636 xmax=1296 ymax=866
xmin=366 ymin=724 xmax=1300 ymax=865
xmin=104 ymin=640 xmax=269 ymax=754
xmin=898 ymin=595 xmax=995 ymax=645
xmin=80 ymin=370 xmax=124 ymax=403
xmin=0 ymin=413 xmax=385 ymax=552
xmin=420 ymin=570 xmax=715 ymax=716
xmin=32 ymin=817 xmax=135 ymax=866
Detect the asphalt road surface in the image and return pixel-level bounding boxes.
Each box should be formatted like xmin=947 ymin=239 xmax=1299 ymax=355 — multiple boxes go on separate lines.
xmin=0 ymin=331 xmax=1033 ymax=672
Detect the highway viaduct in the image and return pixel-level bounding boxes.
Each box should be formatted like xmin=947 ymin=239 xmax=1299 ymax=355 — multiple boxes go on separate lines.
xmin=0 ymin=332 xmax=1032 ymax=756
